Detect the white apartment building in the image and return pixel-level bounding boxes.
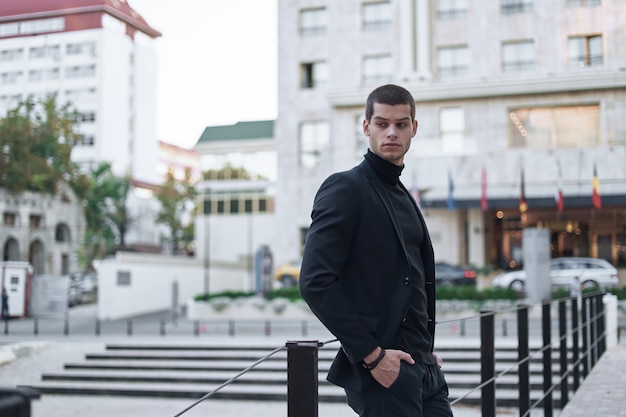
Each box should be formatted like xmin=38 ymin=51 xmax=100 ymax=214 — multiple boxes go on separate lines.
xmin=0 ymin=0 xmax=160 ymax=185
xmin=275 ymin=0 xmax=626 ymax=269
xmin=0 ymin=1 xmax=167 ymax=255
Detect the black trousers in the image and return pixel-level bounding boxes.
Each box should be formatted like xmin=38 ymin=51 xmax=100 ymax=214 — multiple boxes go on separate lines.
xmin=345 ymin=362 xmax=454 ymax=417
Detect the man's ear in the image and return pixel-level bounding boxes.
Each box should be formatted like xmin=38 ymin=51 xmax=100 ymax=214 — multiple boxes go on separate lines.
xmin=363 ymin=118 xmax=370 ymax=136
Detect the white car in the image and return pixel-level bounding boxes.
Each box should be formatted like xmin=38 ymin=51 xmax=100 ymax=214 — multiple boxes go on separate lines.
xmin=491 ymin=257 xmax=619 ymax=291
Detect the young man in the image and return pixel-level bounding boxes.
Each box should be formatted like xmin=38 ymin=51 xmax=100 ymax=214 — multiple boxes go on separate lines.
xmin=300 ymin=84 xmax=453 ymax=416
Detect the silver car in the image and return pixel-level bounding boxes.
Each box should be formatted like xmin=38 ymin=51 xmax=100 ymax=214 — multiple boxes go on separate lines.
xmin=491 ymin=257 xmax=619 ymax=291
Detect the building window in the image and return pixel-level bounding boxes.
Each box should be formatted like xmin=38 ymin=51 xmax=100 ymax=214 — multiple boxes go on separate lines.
xmin=65 ymin=64 xmax=96 ymax=78
xmin=0 ymin=48 xmax=24 ymax=62
xmin=300 ymin=121 xmax=330 ymax=168
xmin=502 ymin=40 xmax=535 ymax=72
xmin=72 ymin=112 xmax=96 ymax=123
xmin=29 ymin=215 xmax=43 ymax=229
xmin=363 ymin=54 xmax=393 ymax=85
xmin=354 ymin=114 xmax=369 ymax=158
xmin=300 ymin=7 xmax=327 ymax=36
xmin=501 ymin=0 xmax=533 ymax=14
xmin=76 ymin=135 xmax=95 ymax=146
xmin=244 ymin=199 xmax=253 ymax=213
xmin=3 ymin=212 xmax=17 ymax=226
xmin=440 ymin=107 xmax=465 ymax=152
xmin=437 ymin=45 xmax=469 ymax=77
xmin=568 ymin=35 xmax=602 ymax=68
xmin=300 ymin=61 xmax=329 ymax=89
xmin=202 ymin=190 xmax=274 ymax=215
xmin=65 ymin=87 xmax=97 ymax=100
xmin=66 ymin=41 xmax=97 ymax=56
xmin=437 ymin=0 xmax=469 ymax=19
xmin=20 ymin=17 xmax=65 ymax=35
xmin=508 ymin=105 xmax=600 ymax=148
xmin=363 ymin=2 xmax=392 ymax=30
xmin=55 ymin=224 xmax=71 ymax=242
xmin=1 ymin=71 xmax=23 ymax=85
xmin=29 ymin=45 xmax=61 ymax=59
xmin=566 ymin=0 xmax=600 ymax=7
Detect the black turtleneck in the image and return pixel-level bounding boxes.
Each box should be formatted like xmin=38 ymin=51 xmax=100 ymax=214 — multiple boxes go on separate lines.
xmin=363 ymin=150 xmax=435 ymax=365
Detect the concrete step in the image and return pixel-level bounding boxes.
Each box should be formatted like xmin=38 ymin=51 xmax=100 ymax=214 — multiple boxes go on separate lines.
xmin=20 ymin=342 xmax=583 ymax=408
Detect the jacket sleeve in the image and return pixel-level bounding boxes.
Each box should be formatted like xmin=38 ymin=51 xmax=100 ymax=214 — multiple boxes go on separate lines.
xmin=299 ymin=173 xmax=379 ymax=364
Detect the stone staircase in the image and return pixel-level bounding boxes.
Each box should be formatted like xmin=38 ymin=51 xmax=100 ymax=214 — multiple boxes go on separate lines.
xmin=22 ymin=342 xmax=577 ymax=407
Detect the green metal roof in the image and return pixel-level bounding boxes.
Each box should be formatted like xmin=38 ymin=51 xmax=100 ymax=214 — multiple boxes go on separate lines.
xmin=196 ymin=120 xmax=274 ymax=144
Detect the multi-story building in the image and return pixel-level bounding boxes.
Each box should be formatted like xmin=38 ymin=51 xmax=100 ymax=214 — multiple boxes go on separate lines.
xmin=275 ymin=0 xmax=626 ymax=269
xmin=1 ymin=183 xmax=85 ymax=275
xmin=194 ymin=120 xmax=277 ymax=292
xmin=0 ymin=0 xmax=160 ymax=184
xmin=0 ymin=0 xmax=169 ymax=259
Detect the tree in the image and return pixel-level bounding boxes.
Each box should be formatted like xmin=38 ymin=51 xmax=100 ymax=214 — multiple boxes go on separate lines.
xmin=80 ymin=162 xmax=133 ymax=268
xmin=0 ymin=95 xmax=87 ymax=197
xmin=155 ymin=168 xmax=198 ymax=254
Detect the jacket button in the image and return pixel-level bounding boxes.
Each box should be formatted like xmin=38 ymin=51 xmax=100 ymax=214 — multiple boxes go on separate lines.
xmin=404 ymin=277 xmax=410 ymax=285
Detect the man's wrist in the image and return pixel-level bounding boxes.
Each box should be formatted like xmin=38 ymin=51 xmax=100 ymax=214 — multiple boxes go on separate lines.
xmin=362 ymin=348 xmax=386 ymax=370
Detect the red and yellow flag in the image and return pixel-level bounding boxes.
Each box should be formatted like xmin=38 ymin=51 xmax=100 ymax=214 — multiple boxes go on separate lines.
xmin=592 ymin=163 xmax=602 ymax=209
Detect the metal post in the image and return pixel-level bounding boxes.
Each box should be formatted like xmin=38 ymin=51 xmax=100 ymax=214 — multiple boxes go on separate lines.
xmin=33 ymin=318 xmax=38 ymax=336
xmin=264 ymin=320 xmax=271 ymax=336
xmin=3 ymin=318 xmax=8 ymax=335
xmin=460 ymin=319 xmax=466 ymax=337
xmin=571 ymin=297 xmax=580 ymax=390
xmin=581 ymin=296 xmax=589 ymax=378
xmin=596 ymin=293 xmax=605 ymax=357
xmin=194 ymin=321 xmax=199 ymax=336
xmin=542 ymin=300 xmax=553 ymax=417
xmin=301 ymin=320 xmax=308 ymax=337
xmin=95 ymin=319 xmax=100 ymax=336
xmin=517 ymin=305 xmax=530 ymax=416
xmin=502 ymin=318 xmax=508 ymax=337
xmin=229 ymin=320 xmax=235 ymax=336
xmin=480 ymin=311 xmax=495 ymax=417
xmin=127 ymin=320 xmax=132 ymax=336
xmin=287 ymin=340 xmax=322 ymax=417
xmin=64 ymin=315 xmax=69 ymax=336
xmin=160 ymin=319 xmax=166 ymax=336
xmin=589 ymin=296 xmax=597 ymax=368
xmin=558 ymin=300 xmax=569 ymax=408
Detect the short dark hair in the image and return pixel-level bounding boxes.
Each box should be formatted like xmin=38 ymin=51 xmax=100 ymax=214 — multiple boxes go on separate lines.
xmin=365 ymin=84 xmax=415 ymax=122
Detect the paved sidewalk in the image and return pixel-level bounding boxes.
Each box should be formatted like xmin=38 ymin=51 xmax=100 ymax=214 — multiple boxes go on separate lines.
xmin=558 ymin=344 xmax=626 ymax=417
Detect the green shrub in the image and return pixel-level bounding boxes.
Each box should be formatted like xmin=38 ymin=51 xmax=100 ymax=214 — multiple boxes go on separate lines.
xmin=436 ymin=286 xmax=519 ymax=301
xmin=194 ymin=290 xmax=255 ymax=302
xmin=267 ymin=286 xmax=302 ymax=302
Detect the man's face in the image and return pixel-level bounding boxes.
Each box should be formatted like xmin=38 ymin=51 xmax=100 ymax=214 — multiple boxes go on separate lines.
xmin=363 ymin=103 xmax=418 ymax=166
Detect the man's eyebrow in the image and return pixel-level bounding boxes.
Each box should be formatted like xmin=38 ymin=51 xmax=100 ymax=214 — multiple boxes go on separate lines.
xmin=372 ymin=116 xmax=411 ymax=122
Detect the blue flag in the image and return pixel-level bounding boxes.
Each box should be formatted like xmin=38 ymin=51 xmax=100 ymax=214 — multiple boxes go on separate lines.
xmin=447 ymin=171 xmax=455 ymax=211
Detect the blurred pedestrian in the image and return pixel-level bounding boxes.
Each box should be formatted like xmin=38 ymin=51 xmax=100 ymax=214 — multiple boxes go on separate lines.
xmin=1 ymin=287 xmax=9 ymax=320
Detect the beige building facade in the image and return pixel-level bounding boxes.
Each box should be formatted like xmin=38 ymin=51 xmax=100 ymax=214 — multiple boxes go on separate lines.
xmin=275 ymin=0 xmax=626 ymax=269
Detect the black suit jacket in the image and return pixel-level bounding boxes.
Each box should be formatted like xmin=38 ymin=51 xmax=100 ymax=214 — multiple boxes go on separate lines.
xmin=300 ymin=159 xmax=436 ymax=392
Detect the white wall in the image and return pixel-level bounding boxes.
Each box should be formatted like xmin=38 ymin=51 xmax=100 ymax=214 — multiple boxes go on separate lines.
xmin=94 ymin=251 xmax=259 ymax=320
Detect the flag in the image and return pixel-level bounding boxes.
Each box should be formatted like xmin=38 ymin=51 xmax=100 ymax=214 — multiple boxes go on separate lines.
xmin=480 ymin=166 xmax=488 ymax=211
xmin=447 ymin=170 xmax=455 ymax=211
xmin=592 ymin=163 xmax=602 ymax=209
xmin=519 ymin=166 xmax=527 ymax=213
xmin=555 ymin=160 xmax=564 ymax=212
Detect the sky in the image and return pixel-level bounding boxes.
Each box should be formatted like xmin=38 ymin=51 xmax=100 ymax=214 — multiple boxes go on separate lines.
xmin=129 ymin=0 xmax=278 ymax=149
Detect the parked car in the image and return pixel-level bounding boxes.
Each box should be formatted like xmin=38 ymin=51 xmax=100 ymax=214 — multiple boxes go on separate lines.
xmin=434 ymin=262 xmax=477 ymax=286
xmin=274 ymin=260 xmax=301 ymax=287
xmin=491 ymin=257 xmax=619 ymax=291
